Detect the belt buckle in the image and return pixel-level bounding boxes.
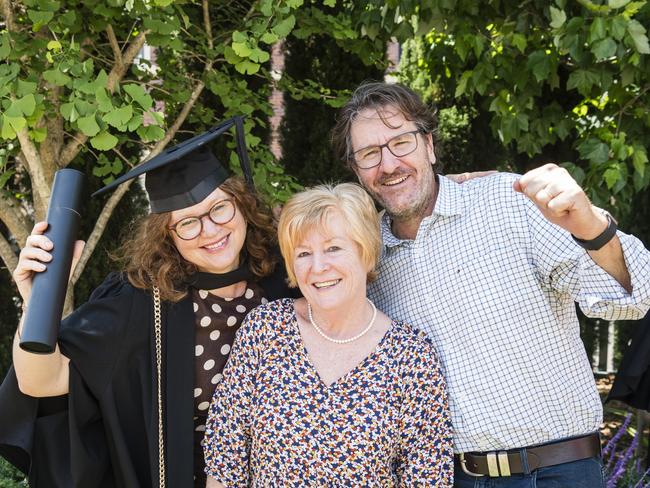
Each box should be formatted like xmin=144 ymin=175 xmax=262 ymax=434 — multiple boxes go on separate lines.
xmin=460 ymin=452 xmax=512 ymax=477
xmin=458 ymin=453 xmax=483 ymax=477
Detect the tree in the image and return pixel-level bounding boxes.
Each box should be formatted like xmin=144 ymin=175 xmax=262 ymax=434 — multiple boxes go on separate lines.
xmin=0 ymin=0 xmax=304 ymax=313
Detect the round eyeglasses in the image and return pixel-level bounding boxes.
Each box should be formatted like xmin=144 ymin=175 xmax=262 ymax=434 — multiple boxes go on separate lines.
xmin=168 ymin=199 xmax=236 ymax=240
xmin=352 ymin=129 xmax=422 ymax=169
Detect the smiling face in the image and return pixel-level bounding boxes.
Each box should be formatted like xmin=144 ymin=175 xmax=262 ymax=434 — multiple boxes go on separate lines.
xmin=169 ymin=186 xmax=247 ymax=274
xmin=292 ymin=211 xmax=369 ymax=313
xmin=350 ymin=105 xmax=437 ymax=225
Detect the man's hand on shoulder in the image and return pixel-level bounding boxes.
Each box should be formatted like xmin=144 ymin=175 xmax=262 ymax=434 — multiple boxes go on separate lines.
xmin=513 ymin=163 xmax=608 ymax=239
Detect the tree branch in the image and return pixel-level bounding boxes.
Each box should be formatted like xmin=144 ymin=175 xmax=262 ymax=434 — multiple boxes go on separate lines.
xmin=0 ymin=196 xmax=29 ymax=247
xmin=0 ymin=0 xmax=16 ymax=32
xmin=203 ymin=0 xmax=214 ymax=50
xmin=106 ymin=24 xmax=123 ymax=68
xmin=0 ymin=231 xmax=18 ymax=275
xmin=16 ymin=127 xmax=50 ymax=217
xmin=60 ymin=29 xmax=149 ymax=167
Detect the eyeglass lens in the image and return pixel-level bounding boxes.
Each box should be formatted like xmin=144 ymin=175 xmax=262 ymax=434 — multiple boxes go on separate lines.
xmin=354 ymin=131 xmax=419 ymax=169
xmin=174 ymin=200 xmax=235 ymax=240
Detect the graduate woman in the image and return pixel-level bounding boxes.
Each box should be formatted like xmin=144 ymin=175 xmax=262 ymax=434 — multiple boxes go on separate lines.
xmin=0 ymin=117 xmax=294 ymax=487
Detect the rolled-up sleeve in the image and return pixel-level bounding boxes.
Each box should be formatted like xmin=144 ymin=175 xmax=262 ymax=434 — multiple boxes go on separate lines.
xmin=525 ymin=198 xmax=650 ymax=320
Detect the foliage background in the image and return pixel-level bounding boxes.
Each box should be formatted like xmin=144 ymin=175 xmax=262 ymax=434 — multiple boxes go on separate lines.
xmin=1 ymin=0 xmax=649 ymax=484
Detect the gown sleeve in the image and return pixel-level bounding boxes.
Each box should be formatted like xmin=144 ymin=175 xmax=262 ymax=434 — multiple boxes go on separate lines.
xmin=0 ymin=272 xmax=137 ymax=486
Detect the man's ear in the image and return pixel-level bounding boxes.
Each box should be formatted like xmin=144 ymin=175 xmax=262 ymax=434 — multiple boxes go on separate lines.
xmin=424 ymin=133 xmax=436 ymax=166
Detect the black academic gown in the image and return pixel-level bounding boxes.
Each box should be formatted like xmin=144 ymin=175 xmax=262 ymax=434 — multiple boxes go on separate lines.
xmin=608 ymin=312 xmax=650 ymax=411
xmin=0 ymin=267 xmax=294 ymax=487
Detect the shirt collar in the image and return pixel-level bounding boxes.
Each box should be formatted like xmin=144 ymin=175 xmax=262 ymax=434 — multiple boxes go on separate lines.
xmin=380 ymin=175 xmax=465 ymax=248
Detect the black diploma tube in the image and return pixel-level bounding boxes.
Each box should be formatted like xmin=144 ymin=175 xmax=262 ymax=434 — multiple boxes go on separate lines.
xmin=20 ymin=169 xmax=85 ymax=354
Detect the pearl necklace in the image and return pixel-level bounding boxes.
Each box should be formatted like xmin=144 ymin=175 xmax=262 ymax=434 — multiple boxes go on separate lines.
xmin=307 ymin=298 xmax=377 ymax=344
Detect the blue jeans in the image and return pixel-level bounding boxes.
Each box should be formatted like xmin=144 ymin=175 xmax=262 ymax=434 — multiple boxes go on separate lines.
xmin=454 ymin=456 xmax=605 ymax=488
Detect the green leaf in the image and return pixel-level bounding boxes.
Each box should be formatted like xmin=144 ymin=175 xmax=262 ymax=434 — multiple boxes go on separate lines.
xmin=260 ymin=32 xmax=279 ymax=44
xmin=96 ymin=87 xmax=113 ymax=113
xmin=632 ymin=145 xmax=648 ymax=176
xmin=224 ymin=46 xmax=243 ymax=64
xmin=60 ymin=101 xmax=79 ymax=122
xmin=589 ymin=18 xmax=606 ymax=42
xmin=136 ymin=124 xmax=165 ymax=142
xmin=43 ymin=68 xmax=70 ymax=86
xmin=627 ymin=20 xmax=650 ymax=54
xmin=27 ymin=10 xmax=54 ymax=31
xmin=567 ymin=69 xmax=599 ymax=96
xmin=123 ymin=84 xmax=153 ymax=110
xmin=103 ymin=105 xmax=133 ymax=129
xmin=610 ymin=16 xmax=627 ymax=40
xmin=234 ymin=60 xmax=260 ymax=74
xmin=273 ymin=15 xmax=296 ymax=38
xmin=608 ymin=0 xmax=631 ymax=7
xmin=324 ymin=0 xmax=335 ymax=6
xmin=47 ymin=40 xmax=62 ymax=51
xmin=549 ymin=7 xmax=566 ymax=29
xmin=455 ymin=71 xmax=472 ymax=97
xmin=526 ymin=50 xmax=551 ymax=82
xmin=1 ymin=115 xmax=16 ymax=139
xmin=127 ymin=114 xmax=143 ymax=131
xmin=30 ymin=126 xmax=47 ymax=142
xmin=77 ymin=113 xmax=101 ymax=136
xmin=15 ymin=94 xmax=36 ymax=116
xmin=232 ymin=31 xmax=247 ymax=43
xmin=592 ymin=38 xmax=617 ymax=59
xmin=16 ymin=80 xmax=37 ymax=97
xmin=0 ymin=169 xmax=15 ymax=188
xmin=578 ymin=138 xmax=609 ymax=164
xmin=90 ymin=130 xmax=118 ymax=150
xmin=0 ymin=33 xmax=11 ymax=59
xmin=511 ymin=33 xmax=527 ymax=53
xmin=249 ymin=48 xmax=270 ymax=63
xmin=259 ymin=0 xmax=273 ymax=16
xmin=603 ymin=167 xmax=620 ymax=189
xmin=232 ymin=41 xmax=252 ymax=58
xmin=149 ymin=111 xmax=164 ymax=125
xmin=153 ymin=0 xmax=174 ymax=5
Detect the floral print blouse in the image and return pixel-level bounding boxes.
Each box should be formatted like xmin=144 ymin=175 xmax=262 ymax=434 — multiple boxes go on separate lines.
xmin=203 ymin=298 xmax=453 ymax=486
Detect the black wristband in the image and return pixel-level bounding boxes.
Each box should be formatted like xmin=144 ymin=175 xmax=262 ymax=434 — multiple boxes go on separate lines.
xmin=572 ymin=212 xmax=617 ymax=251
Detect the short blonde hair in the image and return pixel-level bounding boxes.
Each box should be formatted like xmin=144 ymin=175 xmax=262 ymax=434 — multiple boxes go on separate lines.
xmin=278 ymin=183 xmax=381 ymax=287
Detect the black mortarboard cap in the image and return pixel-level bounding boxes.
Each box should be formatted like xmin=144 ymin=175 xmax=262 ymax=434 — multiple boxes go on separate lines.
xmin=92 ymin=116 xmax=253 ymax=213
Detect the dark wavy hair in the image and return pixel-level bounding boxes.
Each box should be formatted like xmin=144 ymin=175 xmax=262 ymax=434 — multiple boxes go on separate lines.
xmin=116 ymin=176 xmax=278 ymax=302
xmin=331 ymin=81 xmax=440 ymax=171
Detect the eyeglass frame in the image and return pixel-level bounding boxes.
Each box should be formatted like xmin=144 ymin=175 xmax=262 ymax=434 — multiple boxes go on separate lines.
xmin=351 ymin=129 xmax=425 ymax=170
xmin=168 ymin=198 xmax=237 ymax=240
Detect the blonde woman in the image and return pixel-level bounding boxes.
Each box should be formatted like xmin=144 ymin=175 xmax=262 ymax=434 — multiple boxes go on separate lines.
xmin=204 ymin=183 xmax=453 ymax=486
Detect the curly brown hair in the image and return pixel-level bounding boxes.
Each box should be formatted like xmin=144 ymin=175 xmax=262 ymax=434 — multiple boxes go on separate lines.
xmin=117 ymin=176 xmax=278 ymax=302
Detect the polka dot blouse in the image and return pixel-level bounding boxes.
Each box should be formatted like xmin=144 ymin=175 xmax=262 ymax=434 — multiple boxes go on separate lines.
xmin=192 ymin=283 xmax=267 ymax=486
xmin=204 ymin=298 xmax=454 ymax=486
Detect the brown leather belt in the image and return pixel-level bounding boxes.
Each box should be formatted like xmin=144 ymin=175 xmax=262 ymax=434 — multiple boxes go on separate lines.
xmin=455 ymin=433 xmax=601 ymax=477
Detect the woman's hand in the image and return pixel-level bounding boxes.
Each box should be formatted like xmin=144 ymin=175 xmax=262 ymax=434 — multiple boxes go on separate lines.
xmin=13 ymin=221 xmax=85 ymax=304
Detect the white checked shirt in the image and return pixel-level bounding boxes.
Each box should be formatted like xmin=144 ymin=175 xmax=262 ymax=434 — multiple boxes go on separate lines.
xmin=368 ymin=173 xmax=650 ymax=453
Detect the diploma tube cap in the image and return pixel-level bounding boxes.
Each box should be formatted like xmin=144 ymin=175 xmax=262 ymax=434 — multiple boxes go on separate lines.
xmin=92 ymin=116 xmax=254 ymax=213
